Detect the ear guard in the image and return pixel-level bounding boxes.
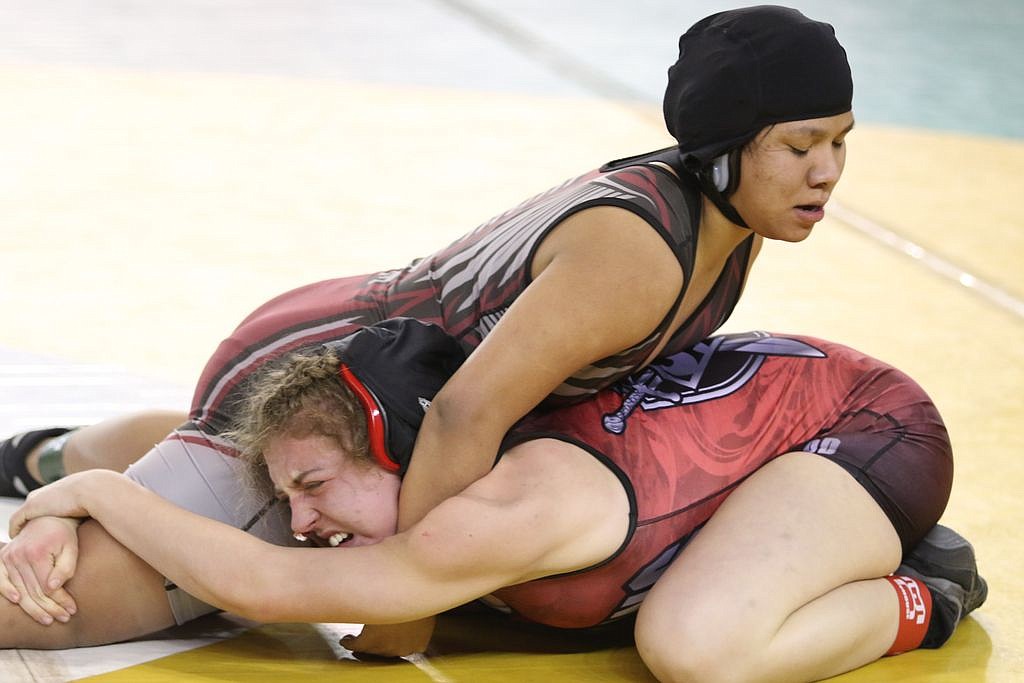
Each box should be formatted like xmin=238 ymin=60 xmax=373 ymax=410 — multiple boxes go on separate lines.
xmin=707 ymin=149 xmax=741 ymax=195
xmin=688 ymin=147 xmax=747 ymax=227
xmin=324 ymin=318 xmax=466 ymax=475
xmin=338 ymin=363 xmax=398 ymax=472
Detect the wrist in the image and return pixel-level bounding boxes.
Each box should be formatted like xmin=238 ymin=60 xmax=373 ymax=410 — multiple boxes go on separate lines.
xmin=77 ymin=470 xmax=129 ymax=520
xmin=54 ymin=516 xmax=84 ymax=530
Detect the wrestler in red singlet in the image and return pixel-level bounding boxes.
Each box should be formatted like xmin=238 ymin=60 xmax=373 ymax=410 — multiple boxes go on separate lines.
xmin=490 ymin=331 xmax=952 ymax=628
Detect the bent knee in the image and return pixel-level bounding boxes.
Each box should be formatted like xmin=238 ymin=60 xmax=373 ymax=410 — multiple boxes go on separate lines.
xmin=635 ymin=601 xmax=758 ymax=683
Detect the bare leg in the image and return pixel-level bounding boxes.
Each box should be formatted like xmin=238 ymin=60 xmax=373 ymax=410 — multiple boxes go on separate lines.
xmin=0 ymin=520 xmax=175 ymax=648
xmin=24 ymin=410 xmax=188 ymax=481
xmin=635 ymin=452 xmax=902 ymax=683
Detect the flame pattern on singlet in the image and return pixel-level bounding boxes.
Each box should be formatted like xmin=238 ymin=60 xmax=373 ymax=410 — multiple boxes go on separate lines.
xmin=490 ymin=333 xmax=952 ymax=628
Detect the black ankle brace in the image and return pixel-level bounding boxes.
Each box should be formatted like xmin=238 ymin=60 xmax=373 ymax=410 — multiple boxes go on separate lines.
xmin=0 ymin=427 xmax=74 ymax=496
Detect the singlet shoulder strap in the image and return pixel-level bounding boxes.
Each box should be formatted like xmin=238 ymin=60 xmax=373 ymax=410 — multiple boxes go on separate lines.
xmin=600 ymin=145 xmax=687 ymax=175
xmin=601 ymin=146 xmax=703 ymax=203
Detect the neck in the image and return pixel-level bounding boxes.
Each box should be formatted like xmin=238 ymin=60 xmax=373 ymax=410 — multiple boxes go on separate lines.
xmin=699 ymin=194 xmax=752 ymax=255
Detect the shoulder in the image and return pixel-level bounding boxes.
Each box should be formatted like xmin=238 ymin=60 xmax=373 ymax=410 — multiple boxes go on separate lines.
xmin=405 ymin=438 xmax=630 ymax=583
xmin=534 ymin=204 xmax=684 ymax=284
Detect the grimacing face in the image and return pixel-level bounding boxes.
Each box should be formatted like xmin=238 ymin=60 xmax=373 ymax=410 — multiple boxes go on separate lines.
xmin=265 ymin=432 xmax=402 ymax=548
xmin=730 ymin=111 xmax=855 ymax=241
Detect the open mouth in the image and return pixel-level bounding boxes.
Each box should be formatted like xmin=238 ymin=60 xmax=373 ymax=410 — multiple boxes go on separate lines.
xmin=327 ymin=532 xmax=352 ymax=547
xmin=794 ymin=204 xmax=826 ymax=223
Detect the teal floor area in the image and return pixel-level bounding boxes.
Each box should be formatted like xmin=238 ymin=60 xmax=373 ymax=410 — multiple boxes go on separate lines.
xmin=0 ymin=1 xmax=1020 ymax=138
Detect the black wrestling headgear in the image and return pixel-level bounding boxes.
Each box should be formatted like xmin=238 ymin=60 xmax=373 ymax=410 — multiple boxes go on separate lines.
xmin=323 ymin=318 xmax=465 ymax=475
xmin=664 ymin=5 xmax=853 ymax=171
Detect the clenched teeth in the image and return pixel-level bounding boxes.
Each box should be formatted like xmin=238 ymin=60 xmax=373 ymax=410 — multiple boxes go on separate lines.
xmin=329 ymin=532 xmax=351 ymax=547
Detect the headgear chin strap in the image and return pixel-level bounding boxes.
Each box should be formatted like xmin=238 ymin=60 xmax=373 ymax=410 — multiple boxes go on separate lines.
xmin=325 ymin=318 xmax=466 ymax=475
xmin=675 ymin=148 xmax=749 ymax=228
xmin=701 ymin=180 xmax=749 ymax=229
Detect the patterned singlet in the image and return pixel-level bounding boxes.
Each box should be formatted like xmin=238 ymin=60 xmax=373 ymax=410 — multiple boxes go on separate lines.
xmin=489 ymin=332 xmax=951 ymax=628
xmin=191 ymin=161 xmax=754 ymax=432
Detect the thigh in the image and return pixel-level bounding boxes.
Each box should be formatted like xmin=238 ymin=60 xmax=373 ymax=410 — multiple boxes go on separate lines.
xmin=636 ymin=452 xmax=901 ymax=654
xmin=805 ymin=406 xmax=952 ymax=553
xmin=63 ymin=410 xmax=188 ymax=473
xmin=125 ymin=429 xmax=296 ymax=543
xmin=0 ymin=520 xmax=173 ymax=648
xmin=124 ymin=430 xmax=301 ymax=623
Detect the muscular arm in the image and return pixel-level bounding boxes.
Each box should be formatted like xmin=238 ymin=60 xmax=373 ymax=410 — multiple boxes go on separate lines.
xmin=359 ymin=207 xmax=680 ymax=650
xmin=10 ymin=443 xmax=628 ymax=626
xmin=398 ymin=206 xmax=683 ymax=530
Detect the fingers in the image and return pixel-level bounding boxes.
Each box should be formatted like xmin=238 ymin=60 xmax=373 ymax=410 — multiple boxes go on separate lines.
xmin=45 ymin=586 xmax=78 ymax=618
xmin=40 ymin=542 xmax=79 ymax=616
xmin=9 ymin=508 xmax=28 ymax=539
xmin=15 ymin=558 xmax=74 ymax=624
xmin=0 ymin=518 xmax=82 ymax=626
xmin=0 ymin=561 xmax=21 ymax=605
xmin=8 ymin=496 xmax=42 ymax=538
xmin=10 ymin=488 xmax=46 ymax=537
xmin=0 ymin=558 xmax=73 ymax=625
xmin=48 ymin=539 xmax=79 ymax=592
xmin=9 ymin=482 xmax=68 ymax=538
xmin=339 ymin=617 xmax=436 ymax=657
xmin=10 ymin=472 xmax=101 ymax=539
xmin=340 ymin=632 xmax=409 ymax=658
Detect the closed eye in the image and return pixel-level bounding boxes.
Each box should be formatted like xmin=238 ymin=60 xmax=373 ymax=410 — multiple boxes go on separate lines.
xmin=789 ymin=146 xmax=809 ymax=156
xmin=273 ymin=480 xmax=323 ymax=501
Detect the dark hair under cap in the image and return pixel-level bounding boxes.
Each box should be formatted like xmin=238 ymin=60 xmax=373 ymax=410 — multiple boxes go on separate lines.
xmin=323 ymin=318 xmax=465 ymax=475
xmin=664 ymin=5 xmax=852 ymax=171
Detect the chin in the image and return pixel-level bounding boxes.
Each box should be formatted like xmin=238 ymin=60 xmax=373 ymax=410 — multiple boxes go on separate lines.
xmin=779 ymin=228 xmax=814 ymax=243
xmin=754 ymin=224 xmax=813 ymax=243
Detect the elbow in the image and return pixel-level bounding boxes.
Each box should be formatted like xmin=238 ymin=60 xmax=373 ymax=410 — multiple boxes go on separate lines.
xmin=190 ymin=560 xmax=287 ymax=623
xmin=425 ymin=385 xmax=507 ymax=445
xmin=196 ymin=575 xmax=270 ymax=622
xmin=221 ymin=582 xmax=296 ymax=624
xmin=231 ymin=565 xmax=308 ymax=623
xmin=213 ymin=555 xmax=342 ymax=624
xmin=427 ymin=387 xmax=478 ymax=429
xmin=416 ymin=393 xmax=503 ymax=473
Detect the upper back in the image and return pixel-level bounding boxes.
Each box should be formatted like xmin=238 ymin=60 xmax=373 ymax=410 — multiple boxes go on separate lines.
xmin=387 ymin=162 xmax=722 ymax=403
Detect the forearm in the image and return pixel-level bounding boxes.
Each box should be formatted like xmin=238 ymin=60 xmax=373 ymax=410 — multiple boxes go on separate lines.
xmin=85 ymin=482 xmax=506 ymax=624
xmin=11 ymin=471 xmax=523 ymax=626
xmin=70 ymin=473 xmax=272 ymax=615
xmin=397 ymin=404 xmax=503 ymax=530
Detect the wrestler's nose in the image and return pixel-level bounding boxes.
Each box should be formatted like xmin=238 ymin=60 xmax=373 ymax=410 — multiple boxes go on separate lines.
xmin=289 ymin=498 xmax=318 ymax=537
xmin=809 ymin=144 xmax=843 ymax=189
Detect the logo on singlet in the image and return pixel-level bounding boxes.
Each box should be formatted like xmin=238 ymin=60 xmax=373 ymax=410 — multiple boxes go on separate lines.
xmin=605 ymin=526 xmax=705 ymax=623
xmin=602 ymin=332 xmax=826 ymax=434
xmin=803 ymin=436 xmax=842 ymax=455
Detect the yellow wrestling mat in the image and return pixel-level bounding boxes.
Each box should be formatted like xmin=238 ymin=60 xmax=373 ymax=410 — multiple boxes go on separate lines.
xmin=1 ymin=57 xmax=1022 ymax=683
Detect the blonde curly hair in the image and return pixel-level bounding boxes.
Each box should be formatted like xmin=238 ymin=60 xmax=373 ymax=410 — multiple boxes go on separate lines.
xmin=225 ymin=346 xmax=370 ymax=494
